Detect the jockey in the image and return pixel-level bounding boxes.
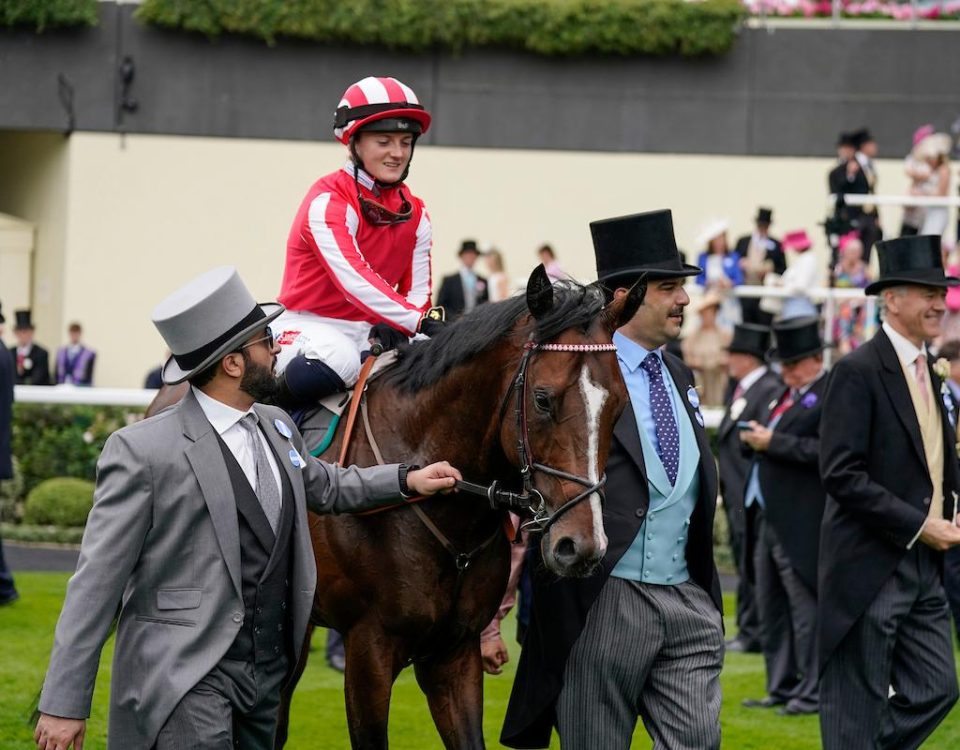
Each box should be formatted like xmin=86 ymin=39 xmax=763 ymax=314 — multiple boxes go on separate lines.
xmin=274 ymin=76 xmax=443 ymax=407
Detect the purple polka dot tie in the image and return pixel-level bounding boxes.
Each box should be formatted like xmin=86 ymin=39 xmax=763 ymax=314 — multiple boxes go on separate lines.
xmin=641 ymin=353 xmax=679 ymax=486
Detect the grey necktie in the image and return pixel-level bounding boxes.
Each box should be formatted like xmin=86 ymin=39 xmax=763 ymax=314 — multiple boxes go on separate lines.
xmin=239 ymin=413 xmax=281 ymax=533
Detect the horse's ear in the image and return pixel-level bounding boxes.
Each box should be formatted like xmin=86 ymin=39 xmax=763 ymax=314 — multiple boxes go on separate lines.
xmin=601 ymin=273 xmax=647 ymax=333
xmin=526 ymin=264 xmax=554 ymax=319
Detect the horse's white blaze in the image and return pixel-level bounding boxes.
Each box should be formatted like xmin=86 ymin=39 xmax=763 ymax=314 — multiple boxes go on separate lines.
xmin=579 ymin=365 xmax=609 ymax=554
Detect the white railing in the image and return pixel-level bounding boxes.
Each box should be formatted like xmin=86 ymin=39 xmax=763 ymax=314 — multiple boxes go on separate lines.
xmin=14 ymin=385 xmax=157 ymax=407
xmin=829 ymin=193 xmax=960 ymax=207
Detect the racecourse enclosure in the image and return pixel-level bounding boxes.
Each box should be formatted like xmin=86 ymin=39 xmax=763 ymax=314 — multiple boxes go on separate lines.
xmin=2 ymin=573 xmax=959 ymax=749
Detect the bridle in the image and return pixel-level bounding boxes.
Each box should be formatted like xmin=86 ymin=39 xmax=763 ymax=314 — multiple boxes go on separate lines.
xmin=454 ymin=337 xmax=618 ymax=535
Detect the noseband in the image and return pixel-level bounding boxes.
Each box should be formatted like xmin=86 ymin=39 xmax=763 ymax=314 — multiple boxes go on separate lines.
xmin=455 ymin=337 xmax=618 ymax=535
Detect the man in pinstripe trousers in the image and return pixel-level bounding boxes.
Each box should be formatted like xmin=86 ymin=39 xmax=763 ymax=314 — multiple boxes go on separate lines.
xmin=819 ymin=235 xmax=960 ymax=750
xmin=501 ymin=210 xmax=724 ymax=750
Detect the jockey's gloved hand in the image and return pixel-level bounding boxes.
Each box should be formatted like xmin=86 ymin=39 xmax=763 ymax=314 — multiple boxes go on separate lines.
xmin=368 ymin=323 xmax=408 ymax=353
xmin=417 ymin=307 xmax=446 ymax=338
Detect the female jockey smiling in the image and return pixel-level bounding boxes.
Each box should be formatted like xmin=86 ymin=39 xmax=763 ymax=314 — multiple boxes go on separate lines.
xmin=274 ymin=76 xmax=442 ymax=407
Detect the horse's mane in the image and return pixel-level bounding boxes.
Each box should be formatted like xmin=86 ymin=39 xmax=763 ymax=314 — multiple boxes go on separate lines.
xmin=384 ymin=280 xmax=607 ymax=393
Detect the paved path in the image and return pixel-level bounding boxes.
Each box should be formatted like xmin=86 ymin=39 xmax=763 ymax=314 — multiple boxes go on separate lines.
xmin=3 ymin=542 xmax=742 ymax=592
xmin=5 ymin=542 xmax=80 ymax=572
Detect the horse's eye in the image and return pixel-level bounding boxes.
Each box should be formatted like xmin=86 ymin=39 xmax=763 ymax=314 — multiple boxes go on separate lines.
xmin=534 ymin=390 xmax=553 ymax=413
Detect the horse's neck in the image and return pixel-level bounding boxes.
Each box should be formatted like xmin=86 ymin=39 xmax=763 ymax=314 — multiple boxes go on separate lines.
xmin=368 ymin=355 xmax=513 ymax=478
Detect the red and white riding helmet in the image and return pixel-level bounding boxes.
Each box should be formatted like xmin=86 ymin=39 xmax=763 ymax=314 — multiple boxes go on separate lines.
xmin=333 ymin=76 xmax=432 ymax=145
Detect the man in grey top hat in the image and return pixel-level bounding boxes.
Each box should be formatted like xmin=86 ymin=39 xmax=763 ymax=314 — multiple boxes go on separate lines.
xmin=34 ymin=267 xmax=461 ymax=750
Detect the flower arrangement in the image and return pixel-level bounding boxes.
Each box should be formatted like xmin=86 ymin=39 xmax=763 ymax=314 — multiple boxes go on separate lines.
xmin=744 ymin=0 xmax=960 ymax=20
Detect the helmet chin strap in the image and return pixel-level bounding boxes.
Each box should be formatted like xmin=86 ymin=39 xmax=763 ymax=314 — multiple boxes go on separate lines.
xmin=349 ymin=135 xmax=419 ymax=190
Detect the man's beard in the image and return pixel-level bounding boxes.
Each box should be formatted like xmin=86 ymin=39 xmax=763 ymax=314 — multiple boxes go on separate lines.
xmin=240 ymin=352 xmax=281 ymax=403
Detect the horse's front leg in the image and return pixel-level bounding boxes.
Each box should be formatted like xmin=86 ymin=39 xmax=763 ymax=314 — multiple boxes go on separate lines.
xmin=344 ymin=620 xmax=408 ymax=750
xmin=414 ymin=638 xmax=486 ymax=750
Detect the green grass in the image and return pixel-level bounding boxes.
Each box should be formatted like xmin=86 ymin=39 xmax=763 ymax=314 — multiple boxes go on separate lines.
xmin=2 ymin=573 xmax=960 ymax=749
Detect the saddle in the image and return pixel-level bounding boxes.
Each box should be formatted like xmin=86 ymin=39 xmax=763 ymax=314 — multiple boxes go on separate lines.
xmin=295 ymin=350 xmax=398 ymax=459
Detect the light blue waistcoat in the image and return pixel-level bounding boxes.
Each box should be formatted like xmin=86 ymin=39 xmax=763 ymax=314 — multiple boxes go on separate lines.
xmin=611 ymin=371 xmax=701 ymax=585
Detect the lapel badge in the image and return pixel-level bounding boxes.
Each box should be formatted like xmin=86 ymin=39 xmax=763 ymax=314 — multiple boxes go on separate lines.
xmin=274 ymin=418 xmax=293 ymax=439
xmin=288 ymin=447 xmax=305 ymax=470
xmin=695 ymin=410 xmax=705 ymax=428
xmin=729 ymin=397 xmax=747 ymax=421
xmin=686 ymin=386 xmax=701 ymax=410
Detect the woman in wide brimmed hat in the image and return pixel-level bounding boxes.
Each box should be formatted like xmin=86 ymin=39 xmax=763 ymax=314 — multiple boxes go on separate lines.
xmin=777 ymin=230 xmax=821 ymax=320
xmin=695 ymin=218 xmax=743 ymax=329
xmin=682 ymin=290 xmax=732 ymax=406
xmin=911 ymin=131 xmax=953 ymax=238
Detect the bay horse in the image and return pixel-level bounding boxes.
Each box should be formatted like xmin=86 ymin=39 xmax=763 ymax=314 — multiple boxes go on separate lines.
xmin=277 ymin=266 xmax=643 ymax=749
xmin=147 ymin=266 xmax=644 ymax=749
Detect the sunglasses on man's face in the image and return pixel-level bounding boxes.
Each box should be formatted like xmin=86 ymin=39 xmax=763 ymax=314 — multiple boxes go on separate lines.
xmin=239 ymin=327 xmax=275 ymax=351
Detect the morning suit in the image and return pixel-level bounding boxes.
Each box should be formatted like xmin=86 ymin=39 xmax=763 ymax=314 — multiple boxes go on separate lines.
xmin=819 ymin=327 xmax=960 ymax=749
xmin=501 ymin=342 xmax=723 ymax=750
xmin=38 ymin=388 xmax=403 ymax=748
xmin=435 ymin=268 xmax=488 ymax=318
xmin=0 ymin=346 xmax=16 ymax=604
xmin=716 ymin=366 xmax=782 ymax=647
xmin=745 ymin=373 xmax=828 ymax=711
xmin=733 ymin=235 xmax=786 ymax=325
xmin=9 ymin=342 xmax=51 ymax=385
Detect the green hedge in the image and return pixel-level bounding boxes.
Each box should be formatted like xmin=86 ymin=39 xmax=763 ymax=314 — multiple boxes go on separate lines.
xmin=136 ymin=0 xmax=746 ymax=56
xmin=11 ymin=403 xmax=142 ymax=499
xmin=23 ymin=477 xmax=95 ymax=527
xmin=0 ymin=0 xmax=98 ymax=31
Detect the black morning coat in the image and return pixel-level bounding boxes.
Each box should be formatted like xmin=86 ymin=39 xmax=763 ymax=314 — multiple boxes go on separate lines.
xmin=818 ymin=329 xmax=960 ymax=670
xmin=717 ymin=369 xmax=784 ymax=526
xmin=744 ymin=373 xmax=829 ymax=592
xmin=500 ymin=351 xmax=722 ymax=749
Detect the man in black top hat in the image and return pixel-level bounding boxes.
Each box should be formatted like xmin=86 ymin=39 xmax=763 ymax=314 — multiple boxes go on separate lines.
xmin=435 ymin=239 xmax=488 ymax=319
xmin=9 ymin=310 xmax=51 ymax=386
xmin=0 ymin=299 xmax=17 ymax=607
xmin=735 ymin=209 xmax=786 ymax=326
xmin=819 ymin=234 xmax=960 ymax=750
xmin=740 ymin=317 xmax=828 ymax=716
xmin=716 ymin=323 xmax=782 ymax=653
xmin=502 ymin=209 xmax=723 ymax=750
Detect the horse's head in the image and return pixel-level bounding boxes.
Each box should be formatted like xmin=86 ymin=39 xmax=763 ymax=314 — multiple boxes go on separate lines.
xmin=509 ymin=265 xmax=645 ymax=578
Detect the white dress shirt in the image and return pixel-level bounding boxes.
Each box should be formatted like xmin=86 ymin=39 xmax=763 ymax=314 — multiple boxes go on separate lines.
xmin=192 ymin=386 xmax=283 ymax=501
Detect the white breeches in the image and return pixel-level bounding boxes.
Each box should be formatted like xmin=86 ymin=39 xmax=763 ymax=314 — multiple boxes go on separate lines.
xmin=273 ymin=311 xmax=370 ymax=387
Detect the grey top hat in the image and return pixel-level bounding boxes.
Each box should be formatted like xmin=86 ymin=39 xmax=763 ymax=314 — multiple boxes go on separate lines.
xmin=152 ymin=266 xmax=283 ymax=385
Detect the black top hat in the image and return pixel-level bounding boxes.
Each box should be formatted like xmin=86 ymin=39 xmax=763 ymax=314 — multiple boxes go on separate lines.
xmin=755 ymin=207 xmax=773 ymax=225
xmin=13 ymin=309 xmax=34 ymax=331
xmin=770 ymin=316 xmax=827 ymax=363
xmin=851 ymin=128 xmax=874 ymax=149
xmin=865 ymin=235 xmax=959 ymax=295
xmin=837 ymin=131 xmax=857 ymax=148
xmin=458 ymin=239 xmax=479 ymax=256
xmin=591 ymin=209 xmax=701 ymax=287
xmin=727 ymin=323 xmax=771 ymax=360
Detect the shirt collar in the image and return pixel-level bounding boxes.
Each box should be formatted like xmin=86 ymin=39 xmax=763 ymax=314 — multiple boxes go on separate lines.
xmin=738 ymin=365 xmax=768 ymax=393
xmin=191 ymin=386 xmax=254 ymax=436
xmin=882 ymin=321 xmax=926 ymax=368
xmin=614 ymin=331 xmax=661 ymax=373
xmin=341 ymin=160 xmax=376 ymax=192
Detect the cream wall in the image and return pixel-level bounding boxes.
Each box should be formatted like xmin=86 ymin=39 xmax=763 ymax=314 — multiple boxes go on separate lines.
xmin=0 ymin=132 xmax=69 ymax=352
xmin=0 ymin=130 xmax=941 ymax=387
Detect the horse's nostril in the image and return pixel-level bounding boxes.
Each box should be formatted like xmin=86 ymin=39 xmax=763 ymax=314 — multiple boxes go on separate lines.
xmin=554 ymin=537 xmax=578 ymax=565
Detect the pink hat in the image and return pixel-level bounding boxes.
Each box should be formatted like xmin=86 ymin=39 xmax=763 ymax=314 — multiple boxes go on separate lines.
xmin=912 ymin=124 xmax=935 ymax=147
xmin=838 ymin=231 xmax=862 ymax=254
xmin=783 ymin=230 xmax=813 ymax=252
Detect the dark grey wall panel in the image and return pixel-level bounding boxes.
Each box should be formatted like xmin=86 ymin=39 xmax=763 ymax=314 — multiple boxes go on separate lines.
xmin=3 ymin=4 xmax=960 ymax=157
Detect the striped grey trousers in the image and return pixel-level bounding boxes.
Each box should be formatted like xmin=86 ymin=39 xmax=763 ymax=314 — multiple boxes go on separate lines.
xmin=820 ymin=544 xmax=959 ymax=750
xmin=556 ymin=576 xmax=724 ymax=750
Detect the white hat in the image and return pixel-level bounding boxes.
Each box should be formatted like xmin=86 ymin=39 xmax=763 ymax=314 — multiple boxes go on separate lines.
xmin=912 ymin=132 xmax=953 ymax=161
xmin=152 ymin=266 xmax=283 ymax=385
xmin=696 ymin=218 xmax=730 ymax=249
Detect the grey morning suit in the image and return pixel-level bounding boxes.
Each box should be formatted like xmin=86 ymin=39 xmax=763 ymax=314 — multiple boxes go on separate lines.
xmin=38 ymin=390 xmax=401 ymax=748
